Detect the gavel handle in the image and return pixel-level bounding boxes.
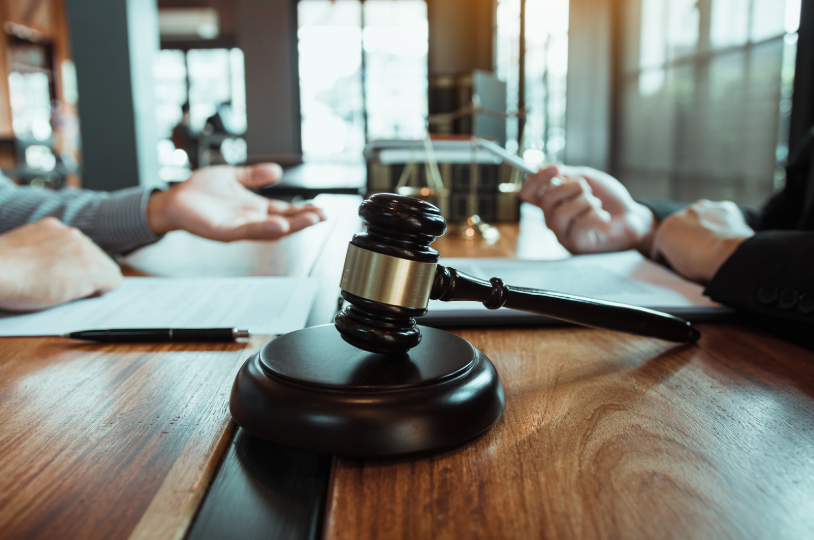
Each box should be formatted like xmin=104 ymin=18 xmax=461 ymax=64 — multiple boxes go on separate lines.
xmin=430 ymin=265 xmax=700 ymax=343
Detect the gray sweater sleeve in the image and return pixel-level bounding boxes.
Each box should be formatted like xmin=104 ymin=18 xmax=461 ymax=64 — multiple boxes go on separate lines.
xmin=0 ymin=173 xmax=161 ymax=255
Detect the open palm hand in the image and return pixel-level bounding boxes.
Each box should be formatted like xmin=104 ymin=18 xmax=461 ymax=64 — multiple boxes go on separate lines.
xmin=147 ymin=164 xmax=326 ymax=241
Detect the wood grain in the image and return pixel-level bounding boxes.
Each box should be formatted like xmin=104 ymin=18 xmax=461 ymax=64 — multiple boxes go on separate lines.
xmin=127 ymin=335 xmax=269 ymax=540
xmin=0 ymin=195 xmax=360 ymax=540
xmin=323 ymin=324 xmax=814 ymax=539
xmin=0 ymin=337 xmax=259 ymax=540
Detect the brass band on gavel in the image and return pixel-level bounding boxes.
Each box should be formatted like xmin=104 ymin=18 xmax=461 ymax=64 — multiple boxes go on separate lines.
xmin=339 ymin=244 xmax=437 ymax=309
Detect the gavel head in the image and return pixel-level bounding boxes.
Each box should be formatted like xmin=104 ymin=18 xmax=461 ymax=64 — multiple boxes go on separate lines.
xmin=335 ymin=194 xmax=447 ymax=354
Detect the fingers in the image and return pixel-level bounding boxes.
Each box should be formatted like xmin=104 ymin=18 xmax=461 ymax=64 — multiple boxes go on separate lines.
xmin=267 ymin=200 xmax=327 ymax=221
xmin=568 ymin=211 xmax=612 ymax=252
xmin=82 ymin=242 xmax=123 ymax=296
xmin=530 ymin=178 xmax=615 ymax=254
xmin=224 ymin=212 xmax=323 ymax=241
xmin=548 ymin=192 xmax=610 ymax=240
xmin=518 ymin=165 xmax=559 ymax=204
xmin=84 ymin=270 xmax=122 ymax=300
xmin=285 ymin=212 xmax=323 ymax=233
xmin=235 ymin=163 xmax=284 ymax=188
xmin=227 ymin=216 xmax=291 ymax=241
xmin=539 ymin=179 xmax=589 ymax=216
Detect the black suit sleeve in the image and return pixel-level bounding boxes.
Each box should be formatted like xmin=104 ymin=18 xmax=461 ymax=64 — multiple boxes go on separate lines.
xmin=745 ymin=127 xmax=814 ymax=231
xmin=704 ymin=231 xmax=814 ymax=322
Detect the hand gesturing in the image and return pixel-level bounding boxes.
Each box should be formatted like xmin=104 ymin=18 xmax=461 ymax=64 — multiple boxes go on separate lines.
xmin=519 ymin=165 xmax=656 ymax=254
xmin=147 ymin=164 xmax=326 ymax=241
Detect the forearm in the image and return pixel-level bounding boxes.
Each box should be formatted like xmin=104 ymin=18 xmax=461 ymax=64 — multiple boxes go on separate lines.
xmin=705 ymin=231 xmax=814 ymax=322
xmin=0 ymin=176 xmax=160 ymax=254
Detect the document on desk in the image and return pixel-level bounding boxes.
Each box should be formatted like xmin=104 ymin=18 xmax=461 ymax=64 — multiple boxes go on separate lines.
xmin=422 ymin=251 xmax=734 ymax=327
xmin=0 ymin=277 xmax=318 ymax=336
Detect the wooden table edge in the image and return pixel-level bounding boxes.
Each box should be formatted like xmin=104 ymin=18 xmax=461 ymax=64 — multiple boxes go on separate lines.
xmin=126 ymin=336 xmax=270 ymax=540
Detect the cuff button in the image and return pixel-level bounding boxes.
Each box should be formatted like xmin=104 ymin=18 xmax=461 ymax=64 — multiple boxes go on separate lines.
xmin=758 ymin=285 xmax=779 ymax=305
xmin=798 ymin=294 xmax=814 ymax=315
xmin=778 ymin=289 xmax=799 ymax=310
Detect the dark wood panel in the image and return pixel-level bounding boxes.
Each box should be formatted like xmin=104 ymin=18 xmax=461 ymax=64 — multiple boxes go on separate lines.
xmin=185 ymin=430 xmax=331 ymax=540
xmin=324 ymin=324 xmax=814 ymax=539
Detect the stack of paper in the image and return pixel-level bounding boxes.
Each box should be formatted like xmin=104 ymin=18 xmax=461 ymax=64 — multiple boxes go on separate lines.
xmin=422 ymin=251 xmax=733 ymax=326
xmin=0 ymin=277 xmax=318 ymax=336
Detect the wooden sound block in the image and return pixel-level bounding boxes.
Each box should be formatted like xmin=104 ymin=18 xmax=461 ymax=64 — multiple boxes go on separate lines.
xmin=229 ymin=324 xmax=505 ymax=456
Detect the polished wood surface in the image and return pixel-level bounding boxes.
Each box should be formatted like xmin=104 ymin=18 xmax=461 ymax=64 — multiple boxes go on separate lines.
xmin=325 ymin=326 xmax=814 ymax=539
xmin=0 ymin=195 xmax=361 ymax=540
xmin=186 ymin=430 xmax=331 ymax=540
xmin=0 ymin=336 xmax=262 ymax=540
xmin=6 ymin=195 xmax=814 ymax=540
xmin=323 ymin=208 xmax=814 ymax=539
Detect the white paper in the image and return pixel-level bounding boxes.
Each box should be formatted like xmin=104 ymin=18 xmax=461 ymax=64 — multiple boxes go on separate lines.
xmin=0 ymin=277 xmax=318 ymax=336
xmin=424 ymin=251 xmax=733 ymax=324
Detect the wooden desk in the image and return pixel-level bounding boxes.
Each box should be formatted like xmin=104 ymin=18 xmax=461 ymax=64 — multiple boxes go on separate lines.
xmin=324 ymin=324 xmax=814 ymax=539
xmin=0 ymin=195 xmax=361 ymax=540
xmin=321 ymin=210 xmax=814 ymax=539
xmin=2 ymin=198 xmax=814 ymax=539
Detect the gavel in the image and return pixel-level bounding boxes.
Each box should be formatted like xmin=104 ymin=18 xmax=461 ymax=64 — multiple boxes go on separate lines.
xmin=335 ymin=193 xmax=700 ymax=354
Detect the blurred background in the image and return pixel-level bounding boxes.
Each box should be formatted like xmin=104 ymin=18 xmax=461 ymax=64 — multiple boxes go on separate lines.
xmin=0 ymin=0 xmax=809 ymax=211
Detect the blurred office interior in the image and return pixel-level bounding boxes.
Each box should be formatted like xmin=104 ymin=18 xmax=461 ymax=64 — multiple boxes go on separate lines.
xmin=0 ymin=0 xmax=809 ymax=206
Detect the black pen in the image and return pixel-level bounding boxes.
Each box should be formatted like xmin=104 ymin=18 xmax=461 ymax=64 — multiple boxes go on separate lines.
xmin=64 ymin=328 xmax=251 ymax=343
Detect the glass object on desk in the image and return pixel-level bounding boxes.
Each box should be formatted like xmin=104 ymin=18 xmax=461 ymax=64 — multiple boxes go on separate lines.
xmin=220 ymin=137 xmax=247 ymax=165
xmin=457 ymin=139 xmax=500 ymax=243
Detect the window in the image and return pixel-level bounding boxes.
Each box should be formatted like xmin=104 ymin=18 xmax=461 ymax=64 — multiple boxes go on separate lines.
xmin=154 ymin=49 xmax=187 ymax=138
xmin=153 ymin=47 xmax=248 ymax=179
xmin=363 ymin=0 xmax=428 ymax=141
xmin=523 ymin=0 xmax=569 ymax=165
xmin=297 ymin=0 xmax=428 ymax=159
xmin=495 ymin=0 xmax=521 ymax=153
xmin=495 ymin=0 xmax=569 ymax=163
xmin=154 ymin=48 xmax=247 ymax=137
xmin=298 ymin=0 xmax=365 ymax=158
xmin=616 ymin=0 xmax=801 ymax=204
xmin=7 ymin=41 xmax=53 ymax=142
